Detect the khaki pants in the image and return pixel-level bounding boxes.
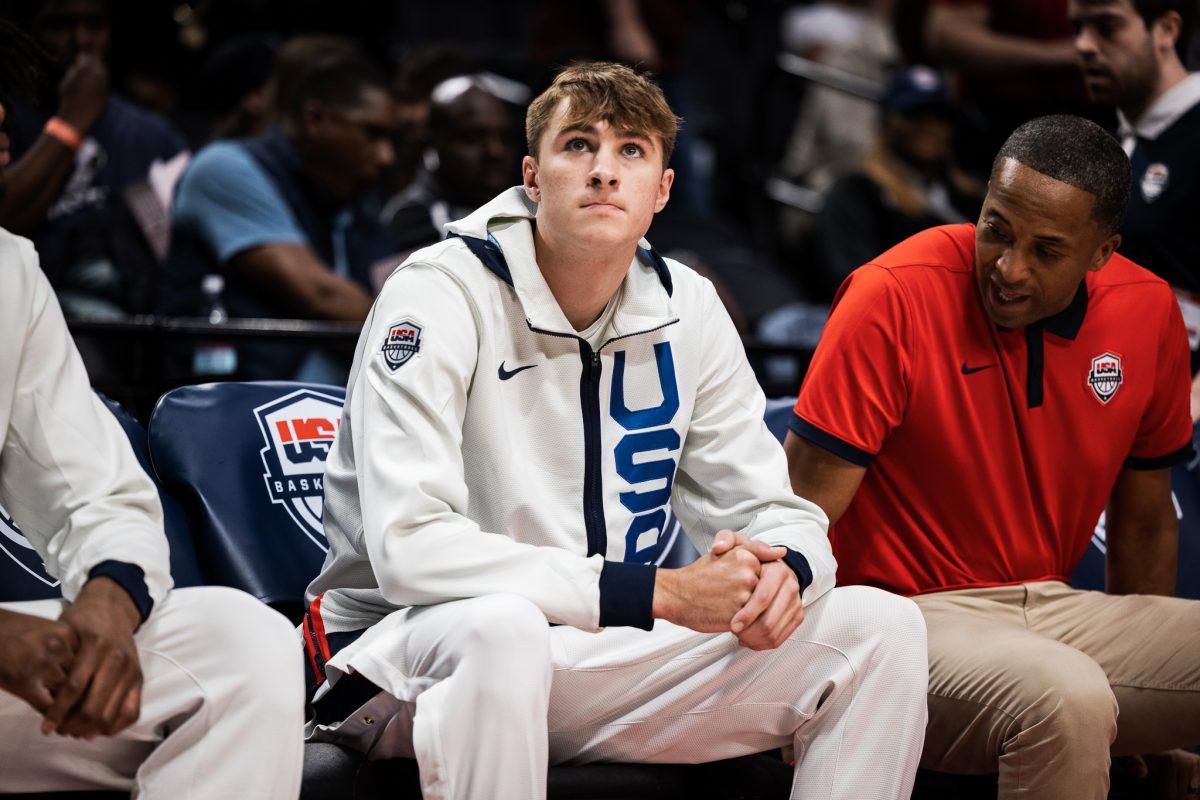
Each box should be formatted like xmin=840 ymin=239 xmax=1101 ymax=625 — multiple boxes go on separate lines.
xmin=914 ymin=581 xmax=1200 ymax=800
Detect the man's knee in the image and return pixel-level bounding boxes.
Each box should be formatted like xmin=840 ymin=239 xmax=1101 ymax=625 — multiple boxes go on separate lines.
xmin=155 ymin=587 xmax=303 ymax=711
xmin=1012 ymin=654 xmax=1118 ymax=748
xmin=817 ymin=586 xmax=928 ymax=674
xmin=443 ymin=594 xmax=552 ymax=706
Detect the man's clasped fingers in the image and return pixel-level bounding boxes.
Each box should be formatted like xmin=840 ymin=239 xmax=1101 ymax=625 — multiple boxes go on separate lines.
xmin=710 ymin=530 xmax=787 ymax=563
xmin=732 ymin=562 xmax=804 ymax=650
xmin=43 ymin=636 xmax=142 ymax=739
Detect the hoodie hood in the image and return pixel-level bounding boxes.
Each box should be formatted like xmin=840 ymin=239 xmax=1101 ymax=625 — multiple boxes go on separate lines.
xmin=443 ymin=186 xmax=654 ymax=252
xmin=442 ymin=187 xmax=674 ymax=340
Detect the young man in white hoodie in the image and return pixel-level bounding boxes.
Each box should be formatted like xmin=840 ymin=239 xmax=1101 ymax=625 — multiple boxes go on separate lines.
xmin=303 ymin=61 xmax=929 ymax=800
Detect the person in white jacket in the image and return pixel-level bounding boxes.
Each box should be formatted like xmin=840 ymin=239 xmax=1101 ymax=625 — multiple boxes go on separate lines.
xmin=0 ymin=104 xmax=304 ymax=798
xmin=304 ymin=61 xmax=928 ymax=800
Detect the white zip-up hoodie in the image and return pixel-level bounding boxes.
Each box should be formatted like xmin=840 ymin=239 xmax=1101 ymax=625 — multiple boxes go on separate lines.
xmin=308 ymin=188 xmax=836 ymax=634
xmin=0 ymin=230 xmax=171 ymax=617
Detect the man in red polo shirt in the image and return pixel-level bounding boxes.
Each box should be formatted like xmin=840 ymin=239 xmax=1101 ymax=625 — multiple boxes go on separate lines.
xmin=786 ymin=115 xmax=1200 ymax=799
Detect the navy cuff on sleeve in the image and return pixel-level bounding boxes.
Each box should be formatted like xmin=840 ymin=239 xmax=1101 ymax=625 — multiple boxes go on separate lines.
xmin=598 ymin=560 xmax=657 ymax=630
xmin=781 ymin=548 xmax=813 ymax=594
xmin=788 ymin=413 xmax=874 ymax=467
xmin=87 ymin=560 xmax=153 ymax=623
xmin=1124 ymin=442 xmax=1195 ymax=471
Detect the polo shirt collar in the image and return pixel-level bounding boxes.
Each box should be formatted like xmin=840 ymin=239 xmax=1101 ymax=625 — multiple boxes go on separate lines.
xmin=1117 ymin=72 xmax=1200 ymax=143
xmin=1035 ymin=281 xmax=1088 ymax=340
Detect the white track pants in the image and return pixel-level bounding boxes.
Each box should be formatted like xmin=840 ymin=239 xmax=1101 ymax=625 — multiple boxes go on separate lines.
xmin=0 ymin=587 xmax=304 ymax=799
xmin=311 ymin=584 xmax=928 ymax=800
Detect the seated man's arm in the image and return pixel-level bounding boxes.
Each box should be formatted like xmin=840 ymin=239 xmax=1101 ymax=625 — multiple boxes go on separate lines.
xmin=172 ymin=143 xmax=372 ymax=322
xmin=924 ymin=3 xmax=1077 ymax=74
xmin=231 ymin=243 xmax=372 ymax=322
xmin=658 ymin=282 xmax=837 ymax=650
xmin=670 ymin=283 xmax=839 ymax=606
xmin=784 ymin=432 xmax=867 ymax=526
xmin=1106 ymin=293 xmax=1195 ymax=596
xmin=356 ymin=262 xmax=656 ymax=632
xmin=1105 ymin=467 xmax=1177 ymax=596
xmin=1 ymin=235 xmax=172 ymax=736
xmin=0 ymin=54 xmax=109 ymax=234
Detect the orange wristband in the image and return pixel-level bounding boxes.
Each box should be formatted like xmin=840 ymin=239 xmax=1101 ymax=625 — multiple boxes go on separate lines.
xmin=44 ymin=116 xmax=83 ymax=151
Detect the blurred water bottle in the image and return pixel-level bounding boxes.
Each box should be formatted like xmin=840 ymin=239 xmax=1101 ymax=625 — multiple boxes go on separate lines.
xmin=193 ymin=274 xmax=237 ymax=375
xmin=202 ymin=273 xmax=228 ymax=323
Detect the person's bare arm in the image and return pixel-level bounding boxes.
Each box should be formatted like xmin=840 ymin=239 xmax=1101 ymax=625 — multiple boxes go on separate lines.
xmin=231 ymin=243 xmax=373 ymax=322
xmin=0 ymin=53 xmax=110 ymax=234
xmin=924 ymin=5 xmax=1077 ymax=74
xmin=784 ymin=431 xmax=868 ymax=526
xmin=1105 ymin=467 xmax=1178 ymax=596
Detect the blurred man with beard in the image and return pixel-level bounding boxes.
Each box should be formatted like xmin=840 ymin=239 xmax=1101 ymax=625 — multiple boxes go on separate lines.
xmin=1072 ymin=2 xmax=1200 ymax=381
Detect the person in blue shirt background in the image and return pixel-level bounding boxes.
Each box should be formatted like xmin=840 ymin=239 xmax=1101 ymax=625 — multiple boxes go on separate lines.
xmin=162 ymin=53 xmax=400 ymax=382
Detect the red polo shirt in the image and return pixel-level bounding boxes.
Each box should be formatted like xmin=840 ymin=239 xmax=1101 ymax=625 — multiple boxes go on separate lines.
xmin=793 ymin=223 xmax=1193 ymax=596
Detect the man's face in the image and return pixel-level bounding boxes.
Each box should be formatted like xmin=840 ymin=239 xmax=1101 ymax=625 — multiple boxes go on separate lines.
xmin=302 ymin=86 xmax=398 ymax=200
xmin=35 ymin=0 xmax=111 ymax=67
xmin=975 ymin=158 xmax=1118 ymax=329
xmin=433 ymin=87 xmax=519 ymax=206
xmin=522 ymin=99 xmax=673 ymax=251
xmin=1070 ymin=0 xmax=1160 ymax=108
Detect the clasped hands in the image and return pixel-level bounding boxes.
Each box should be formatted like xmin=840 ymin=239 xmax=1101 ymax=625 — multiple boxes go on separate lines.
xmin=652 ymin=529 xmax=804 ymax=650
xmin=0 ymin=577 xmax=143 ymax=740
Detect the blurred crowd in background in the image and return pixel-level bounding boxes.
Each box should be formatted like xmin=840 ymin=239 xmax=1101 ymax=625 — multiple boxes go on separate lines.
xmin=0 ymin=0 xmax=1196 ymax=391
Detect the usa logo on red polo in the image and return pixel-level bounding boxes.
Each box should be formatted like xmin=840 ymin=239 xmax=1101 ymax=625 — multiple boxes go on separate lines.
xmin=382 ymin=319 xmax=422 ymax=371
xmin=0 ymin=503 xmax=59 ymax=588
xmin=1087 ymin=352 xmax=1124 ymax=404
xmin=254 ymin=389 xmax=344 ymax=551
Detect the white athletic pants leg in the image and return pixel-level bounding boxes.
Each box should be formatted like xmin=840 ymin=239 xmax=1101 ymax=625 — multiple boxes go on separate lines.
xmin=0 ymin=586 xmax=305 ymax=799
xmin=317 ymin=585 xmax=928 ymax=800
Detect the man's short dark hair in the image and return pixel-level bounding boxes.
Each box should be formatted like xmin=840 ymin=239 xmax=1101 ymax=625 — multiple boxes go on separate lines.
xmin=991 ymin=115 xmax=1131 ymax=235
xmin=286 ymin=54 xmax=389 ymax=120
xmin=1133 ymin=0 xmax=1196 ymax=59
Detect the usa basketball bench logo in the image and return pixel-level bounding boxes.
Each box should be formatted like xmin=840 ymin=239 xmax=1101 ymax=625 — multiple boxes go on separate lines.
xmin=381 ymin=319 xmax=423 ymax=371
xmin=0 ymin=503 xmax=59 ymax=588
xmin=254 ymin=389 xmax=344 ymax=551
xmin=1087 ymin=352 xmax=1124 ymax=405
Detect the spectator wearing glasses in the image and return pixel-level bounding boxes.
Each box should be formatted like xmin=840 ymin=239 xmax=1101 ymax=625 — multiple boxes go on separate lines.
xmin=161 ymin=54 xmax=400 ymax=382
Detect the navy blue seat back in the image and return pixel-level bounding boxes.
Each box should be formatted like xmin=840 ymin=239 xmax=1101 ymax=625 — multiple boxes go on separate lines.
xmin=1071 ymin=432 xmax=1200 ymax=599
xmin=656 ymin=397 xmax=798 ymax=569
xmin=763 ymin=397 xmax=796 ymax=444
xmin=0 ymin=395 xmax=202 ymax=603
xmin=147 ymin=382 xmax=344 ymax=612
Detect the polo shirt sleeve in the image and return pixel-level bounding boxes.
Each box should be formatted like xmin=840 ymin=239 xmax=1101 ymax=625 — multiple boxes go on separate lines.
xmin=1126 ymin=294 xmax=1194 ymax=469
xmin=171 ymin=142 xmax=306 ymax=264
xmin=792 ymin=264 xmax=912 ymax=465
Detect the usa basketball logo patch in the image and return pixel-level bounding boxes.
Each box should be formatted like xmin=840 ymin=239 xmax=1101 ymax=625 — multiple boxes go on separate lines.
xmin=1087 ymin=352 xmax=1124 ymax=405
xmin=1141 ymin=163 xmax=1169 ymax=203
xmin=254 ymin=389 xmax=343 ymax=551
xmin=382 ymin=319 xmax=423 ymax=371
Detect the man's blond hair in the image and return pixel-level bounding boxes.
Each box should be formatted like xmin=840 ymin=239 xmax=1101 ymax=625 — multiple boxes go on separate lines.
xmin=526 ymin=61 xmax=680 ymax=168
